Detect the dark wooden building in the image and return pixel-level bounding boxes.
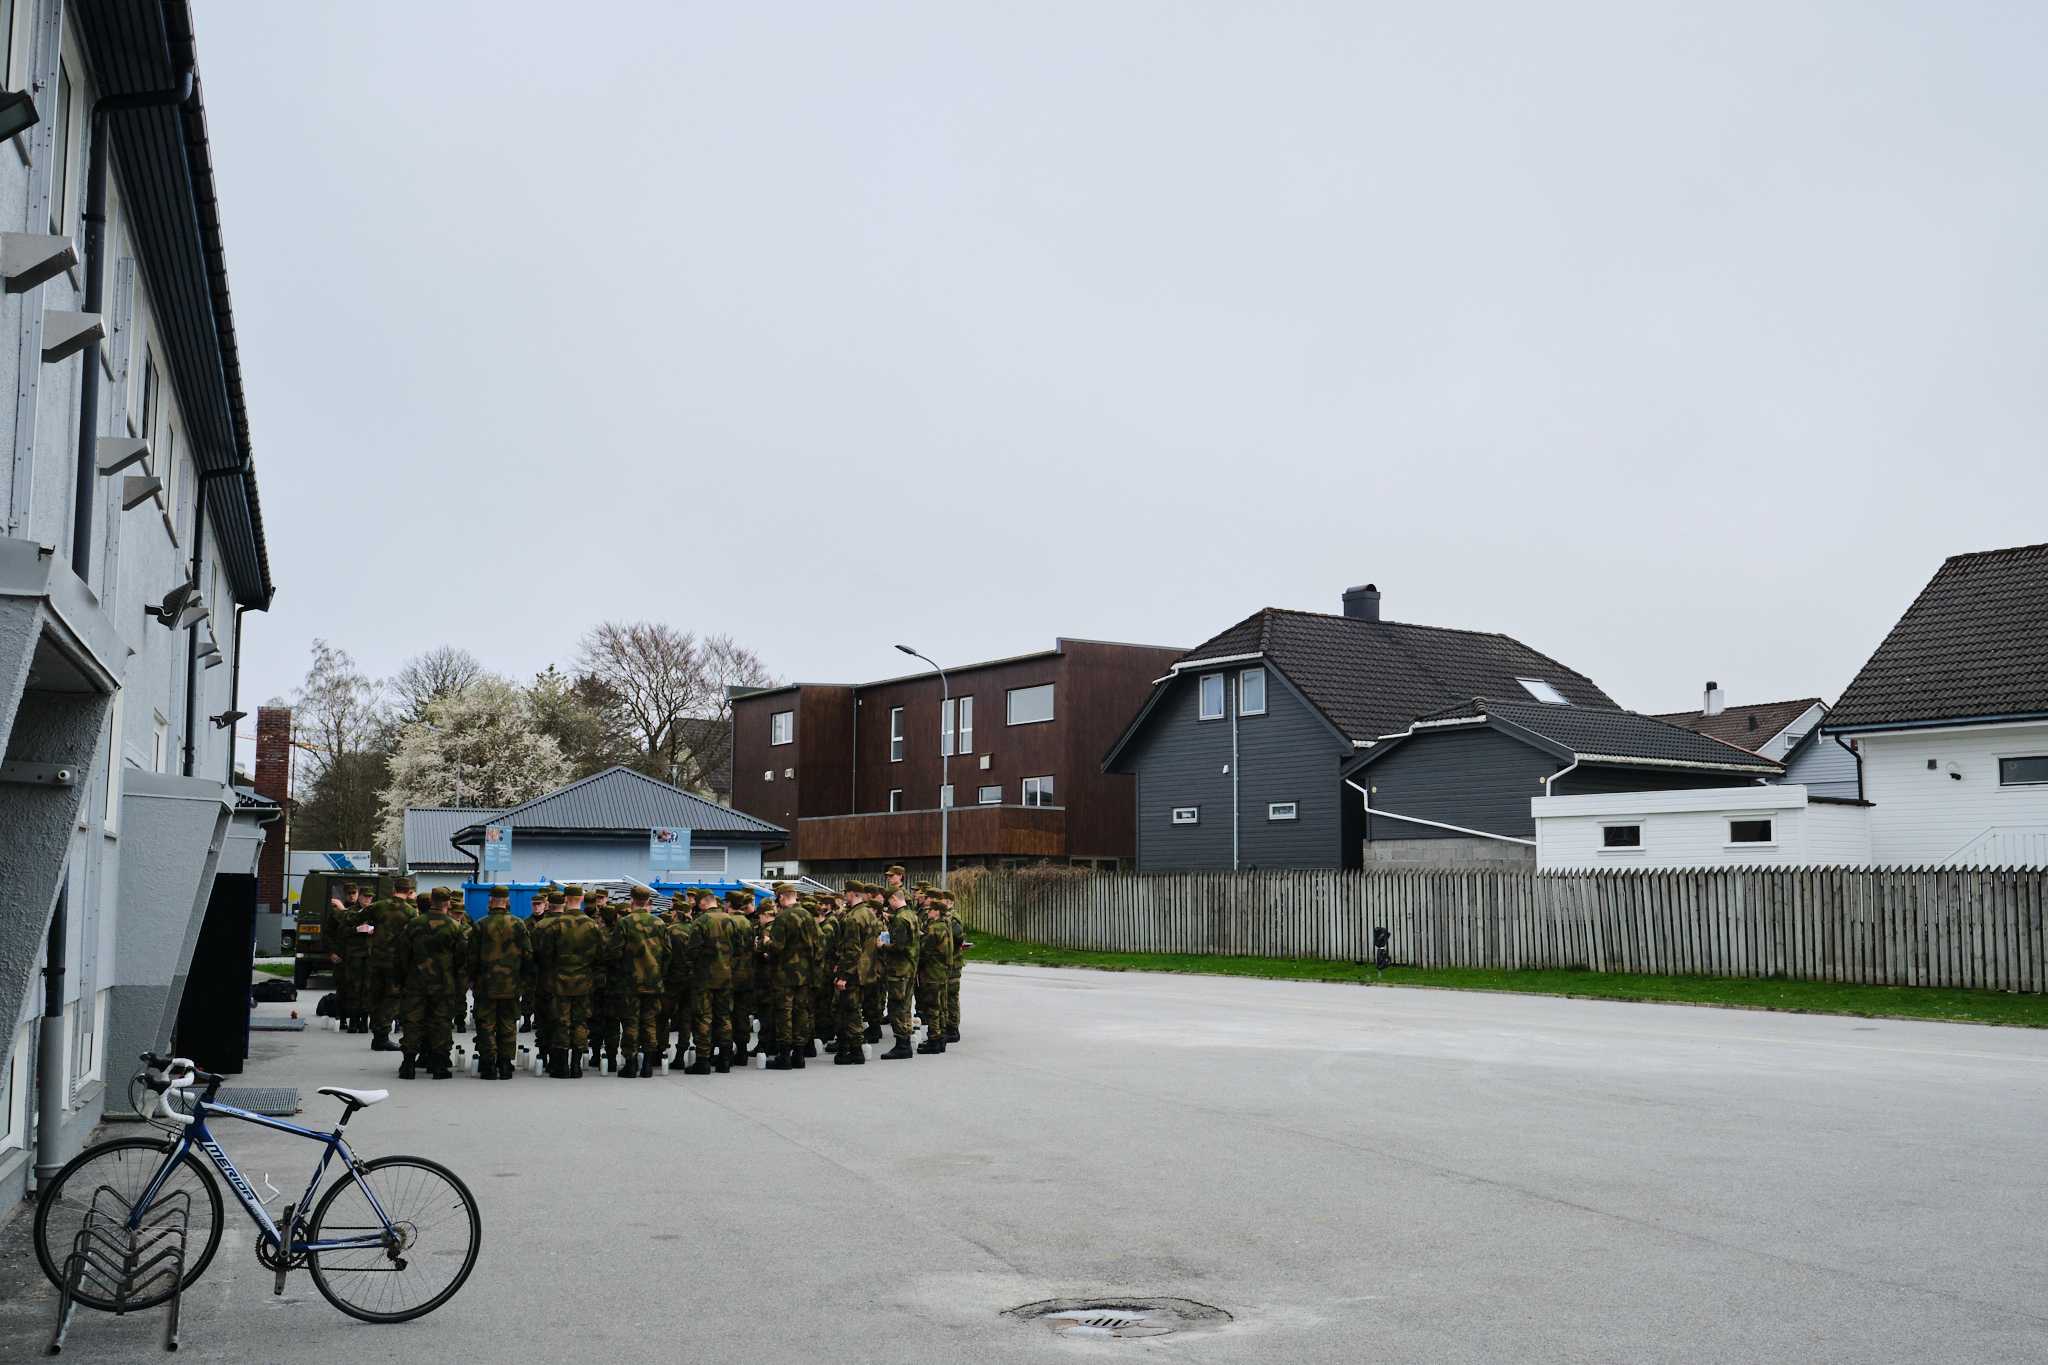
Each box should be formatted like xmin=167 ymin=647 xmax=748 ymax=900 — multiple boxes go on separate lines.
xmin=730 ymin=638 xmax=1183 ymax=877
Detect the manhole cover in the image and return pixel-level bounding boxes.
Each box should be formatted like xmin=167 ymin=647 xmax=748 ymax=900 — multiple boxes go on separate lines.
xmin=1005 ymin=1297 xmax=1232 ymax=1340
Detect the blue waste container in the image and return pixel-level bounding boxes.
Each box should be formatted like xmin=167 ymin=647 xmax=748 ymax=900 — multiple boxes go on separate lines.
xmin=650 ymin=879 xmax=769 ymax=906
xmin=460 ymin=882 xmax=553 ymax=920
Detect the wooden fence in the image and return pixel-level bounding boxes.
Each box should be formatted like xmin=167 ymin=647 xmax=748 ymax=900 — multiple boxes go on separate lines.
xmin=956 ymin=867 xmax=2048 ymax=993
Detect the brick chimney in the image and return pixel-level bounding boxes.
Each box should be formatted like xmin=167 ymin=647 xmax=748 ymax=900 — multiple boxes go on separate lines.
xmin=255 ymin=707 xmax=292 ymax=915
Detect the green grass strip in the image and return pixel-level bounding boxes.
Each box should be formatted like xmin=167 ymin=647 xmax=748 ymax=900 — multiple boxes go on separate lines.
xmin=964 ymin=931 xmax=2048 ymax=1028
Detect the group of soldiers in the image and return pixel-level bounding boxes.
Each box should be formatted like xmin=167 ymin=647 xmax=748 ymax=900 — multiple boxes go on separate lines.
xmin=318 ymin=865 xmax=968 ymax=1081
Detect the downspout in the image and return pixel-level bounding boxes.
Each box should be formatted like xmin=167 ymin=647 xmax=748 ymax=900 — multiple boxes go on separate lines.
xmin=70 ymin=65 xmax=196 ymax=578
xmin=1230 ymin=695 xmax=1240 ymax=871
xmin=33 ymin=885 xmax=69 ymax=1185
xmin=1542 ymin=757 xmax=1582 ymax=798
xmin=1347 ymin=777 xmax=1371 ymax=848
xmin=223 ymin=603 xmax=247 ymax=783
xmin=1833 ymin=734 xmax=1864 ymax=802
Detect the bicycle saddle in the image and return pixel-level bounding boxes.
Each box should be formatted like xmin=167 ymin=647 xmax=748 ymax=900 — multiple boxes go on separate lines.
xmin=318 ymin=1086 xmax=388 ymax=1107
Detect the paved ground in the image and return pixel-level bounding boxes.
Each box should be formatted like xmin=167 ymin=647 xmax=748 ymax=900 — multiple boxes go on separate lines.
xmin=4 ymin=965 xmax=2047 ymax=1363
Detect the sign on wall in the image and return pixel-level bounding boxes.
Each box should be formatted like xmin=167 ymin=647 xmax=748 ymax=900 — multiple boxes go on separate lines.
xmin=649 ymin=826 xmax=691 ymax=875
xmin=481 ymin=824 xmax=513 ymax=874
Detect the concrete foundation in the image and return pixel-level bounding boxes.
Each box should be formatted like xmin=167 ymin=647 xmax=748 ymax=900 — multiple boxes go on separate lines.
xmin=1363 ymin=835 xmax=1536 ymax=867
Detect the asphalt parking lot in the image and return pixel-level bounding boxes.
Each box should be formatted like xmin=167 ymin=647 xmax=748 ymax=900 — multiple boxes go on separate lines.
xmin=3 ymin=964 xmax=2046 ymax=1363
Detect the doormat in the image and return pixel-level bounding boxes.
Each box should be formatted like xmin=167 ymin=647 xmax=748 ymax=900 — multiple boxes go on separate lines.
xmin=250 ymin=1018 xmax=307 ymax=1032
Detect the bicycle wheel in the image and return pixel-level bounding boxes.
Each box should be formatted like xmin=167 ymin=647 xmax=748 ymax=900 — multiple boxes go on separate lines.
xmin=304 ymin=1154 xmax=480 ymax=1323
xmin=33 ymin=1137 xmax=225 ymax=1311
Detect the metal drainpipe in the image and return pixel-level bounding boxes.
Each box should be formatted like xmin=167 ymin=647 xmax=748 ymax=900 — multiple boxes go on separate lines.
xmin=1833 ymin=734 xmax=1864 ymax=802
xmin=69 ymin=66 xmax=196 ymax=578
xmin=1230 ymin=697 xmax=1240 ymax=871
xmin=34 ymin=885 xmax=69 ymax=1185
xmin=1542 ymin=757 xmax=1582 ymax=798
xmin=223 ymin=603 xmax=247 ymax=782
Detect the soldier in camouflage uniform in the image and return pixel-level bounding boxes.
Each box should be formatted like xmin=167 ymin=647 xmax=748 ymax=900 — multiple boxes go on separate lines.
xmin=864 ymin=871 xmax=906 ymax=1042
xmin=321 ymin=882 xmax=363 ymax=1031
xmin=395 ymin=888 xmax=469 ymax=1079
xmin=876 ymin=885 xmax=919 ymax=1059
xmin=363 ymin=878 xmax=418 ymax=1050
xmin=690 ymin=890 xmax=748 ymax=1072
xmin=447 ymin=891 xmax=473 ymax=1039
xmin=915 ymin=894 xmax=955 ymax=1054
xmin=831 ymin=885 xmax=879 ymax=1065
xmin=536 ymin=885 xmax=605 ymax=1077
xmin=591 ymin=888 xmax=630 ymax=1071
xmin=468 ymin=884 xmax=532 ymax=1079
xmin=770 ymin=883 xmax=818 ymax=1066
xmin=530 ymin=889 xmax=563 ymax=1047
xmin=341 ymin=881 xmax=382 ymax=1034
xmin=942 ymin=890 xmax=968 ymax=1044
xmin=608 ymin=887 xmax=670 ymax=1077
xmin=729 ymin=893 xmax=760 ymax=1061
xmin=665 ymin=889 xmax=710 ymax=1069
xmin=812 ymin=891 xmax=842 ymax=1050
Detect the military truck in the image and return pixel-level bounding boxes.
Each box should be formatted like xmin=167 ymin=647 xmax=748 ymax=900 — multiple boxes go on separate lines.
xmin=293 ymin=868 xmax=396 ymax=988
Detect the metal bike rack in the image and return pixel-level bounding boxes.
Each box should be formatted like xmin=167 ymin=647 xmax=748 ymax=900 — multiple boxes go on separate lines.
xmin=48 ymin=1184 xmax=191 ymax=1354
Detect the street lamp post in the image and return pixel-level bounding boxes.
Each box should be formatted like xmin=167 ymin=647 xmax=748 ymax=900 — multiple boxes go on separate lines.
xmin=895 ymin=644 xmax=950 ymax=888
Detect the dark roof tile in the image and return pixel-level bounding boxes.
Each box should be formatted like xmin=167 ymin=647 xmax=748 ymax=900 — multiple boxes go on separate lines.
xmin=1649 ymin=698 xmax=1822 ymax=753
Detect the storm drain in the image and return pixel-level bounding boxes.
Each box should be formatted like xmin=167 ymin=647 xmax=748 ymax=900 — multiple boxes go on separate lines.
xmin=1005 ymin=1297 xmax=1232 ymax=1340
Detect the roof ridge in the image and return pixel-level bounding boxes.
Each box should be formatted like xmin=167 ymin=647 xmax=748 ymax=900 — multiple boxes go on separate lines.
xmin=1259 ymin=605 xmax=1516 ymax=643
xmin=1942 ymin=540 xmax=2048 ymax=564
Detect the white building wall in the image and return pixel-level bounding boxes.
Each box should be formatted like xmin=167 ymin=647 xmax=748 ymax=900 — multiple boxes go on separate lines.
xmin=1534 ymin=786 xmax=1836 ymax=870
xmin=1805 ymin=802 xmax=1875 ymax=864
xmin=1857 ymin=723 xmax=2048 ymax=865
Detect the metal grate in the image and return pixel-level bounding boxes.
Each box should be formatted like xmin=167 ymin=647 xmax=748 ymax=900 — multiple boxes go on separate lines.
xmin=216 ymin=1087 xmax=299 ymax=1116
xmin=1005 ymin=1297 xmax=1233 ymax=1340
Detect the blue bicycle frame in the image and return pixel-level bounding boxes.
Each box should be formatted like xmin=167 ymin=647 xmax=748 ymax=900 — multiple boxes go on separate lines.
xmin=133 ymin=1097 xmax=393 ymax=1257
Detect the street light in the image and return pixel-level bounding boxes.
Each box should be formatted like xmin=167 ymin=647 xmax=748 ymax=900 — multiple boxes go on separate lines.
xmin=895 ymin=643 xmax=950 ymax=888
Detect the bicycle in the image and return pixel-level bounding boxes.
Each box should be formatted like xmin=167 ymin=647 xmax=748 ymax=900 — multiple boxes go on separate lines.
xmin=33 ymin=1053 xmax=481 ymax=1324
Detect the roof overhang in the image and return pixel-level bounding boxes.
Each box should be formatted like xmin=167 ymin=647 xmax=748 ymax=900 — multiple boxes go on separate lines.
xmin=1822 ymin=712 xmax=2048 ymax=737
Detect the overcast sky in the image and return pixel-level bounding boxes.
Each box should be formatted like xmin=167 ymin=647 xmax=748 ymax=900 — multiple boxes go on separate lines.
xmin=200 ymin=1 xmax=2048 ymax=755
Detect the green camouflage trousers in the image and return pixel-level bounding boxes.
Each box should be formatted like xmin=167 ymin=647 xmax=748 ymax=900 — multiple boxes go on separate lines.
xmin=916 ymin=972 xmax=952 ymax=1036
xmin=947 ymin=965 xmax=962 ymax=1032
xmin=690 ymin=985 xmax=732 ymax=1053
xmin=403 ymin=991 xmax=454 ymax=1059
xmin=832 ymin=982 xmax=865 ymax=1045
xmin=884 ymin=972 xmax=915 ymax=1040
xmin=621 ymin=994 xmax=663 ymax=1053
xmin=475 ymin=997 xmax=519 ymax=1065
xmin=371 ymin=967 xmax=404 ymax=1035
xmin=550 ymin=995 xmax=592 ymax=1050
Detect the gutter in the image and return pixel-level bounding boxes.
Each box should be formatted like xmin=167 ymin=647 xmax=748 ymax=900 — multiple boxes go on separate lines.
xmin=1823 ymin=713 xmax=2048 ymax=737
xmin=1833 ymin=733 xmax=1865 ymax=802
xmin=1153 ymin=650 xmax=1265 ymax=684
xmin=1542 ymin=757 xmax=1581 ymax=798
xmin=1345 ymin=779 xmax=1535 ymax=847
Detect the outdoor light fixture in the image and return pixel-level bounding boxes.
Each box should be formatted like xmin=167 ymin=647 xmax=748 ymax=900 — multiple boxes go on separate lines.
xmin=209 ymin=709 xmax=247 ymax=730
xmin=144 ymin=581 xmax=207 ymax=631
xmin=1 ymin=232 xmax=75 ymax=293
xmin=0 ymin=87 xmax=38 ymax=141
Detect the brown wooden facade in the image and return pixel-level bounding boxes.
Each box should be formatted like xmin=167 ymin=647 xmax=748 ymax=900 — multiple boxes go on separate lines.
xmin=730 ymin=639 xmax=1181 ymax=871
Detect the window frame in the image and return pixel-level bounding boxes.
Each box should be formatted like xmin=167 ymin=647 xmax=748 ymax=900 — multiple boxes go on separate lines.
xmin=1727 ymin=817 xmax=1776 ymax=847
xmin=688 ymin=844 xmax=730 ymax=874
xmin=769 ymin=710 xmax=794 ymax=746
xmin=1 ymin=1021 xmax=28 ymax=1155
xmin=102 ymin=697 xmax=123 ymax=834
xmin=1021 ymin=775 xmax=1055 ymax=808
xmin=957 ymin=696 xmax=973 ymax=755
xmin=889 ymin=706 xmax=904 ymax=762
xmin=1267 ymin=800 xmax=1297 ymax=821
xmin=1997 ymin=755 xmax=2048 ymax=788
xmin=939 ymin=784 xmax=954 ymax=809
xmin=1005 ymin=683 xmax=1055 ymax=727
xmin=1197 ymin=673 xmax=1225 ymax=721
xmin=1515 ymin=676 xmax=1570 ymax=706
xmin=887 ymin=789 xmax=902 ymax=813
xmin=1170 ymin=806 xmax=1200 ymax=826
xmin=977 ymin=784 xmax=1002 ymax=805
xmin=1600 ymin=823 xmax=1644 ymax=851
xmin=1239 ymin=668 xmax=1268 ymax=717
xmin=49 ymin=59 xmax=73 ymax=236
xmin=150 ymin=713 xmax=168 ymax=773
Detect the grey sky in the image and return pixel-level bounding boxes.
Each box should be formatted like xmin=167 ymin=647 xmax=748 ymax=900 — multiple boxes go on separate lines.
xmin=201 ymin=1 xmax=2048 ymax=750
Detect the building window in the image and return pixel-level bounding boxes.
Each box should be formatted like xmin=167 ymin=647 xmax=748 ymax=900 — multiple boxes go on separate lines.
xmin=1170 ymin=806 xmax=1200 ymax=825
xmin=1006 ymin=683 xmax=1055 ymax=726
xmin=1516 ymin=677 xmax=1569 ymax=705
xmin=769 ymin=710 xmax=793 ymax=746
xmin=1021 ymin=775 xmax=1055 ymax=808
xmin=1999 ymin=756 xmax=2048 ymax=787
xmin=1198 ymin=673 xmax=1225 ymax=721
xmin=1239 ymin=668 xmax=1267 ymax=717
xmin=689 ymin=845 xmax=729 ymax=874
xmin=163 ymin=423 xmax=180 ymax=532
xmin=939 ymin=784 xmax=954 ymax=808
xmin=140 ymin=349 xmax=160 ymax=445
xmin=889 ymin=706 xmax=904 ymax=762
xmin=72 ymin=990 xmax=106 ymax=1093
xmin=958 ymin=696 xmax=973 ymax=755
xmin=2 ymin=0 xmax=24 ymax=94
xmin=50 ymin=62 xmax=73 ymax=236
xmin=888 ymin=789 xmax=902 ymax=813
xmin=1267 ymin=801 xmax=1297 ymax=821
xmin=977 ymin=785 xmax=1002 ymax=804
xmin=1601 ymin=824 xmax=1643 ymax=849
xmin=1728 ymin=818 xmax=1774 ymax=845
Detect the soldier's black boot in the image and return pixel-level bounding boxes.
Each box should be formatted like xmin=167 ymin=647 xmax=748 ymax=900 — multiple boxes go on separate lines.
xmin=945 ymin=1027 xmax=961 ymax=1044
xmin=398 ymin=1052 xmax=417 ymax=1080
xmin=864 ymin=1024 xmax=882 ymax=1044
xmin=882 ymin=1037 xmax=913 ymax=1060
xmin=764 ymin=1048 xmax=789 ymax=1070
xmin=618 ymin=1052 xmax=640 ymax=1078
xmin=499 ymin=1059 xmax=515 ymax=1080
xmin=789 ymin=1046 xmax=806 ymax=1070
xmin=430 ymin=1054 xmax=453 ymax=1079
xmin=916 ymin=1034 xmax=943 ymax=1054
xmin=543 ymin=1048 xmax=562 ymax=1079
xmin=569 ymin=1049 xmax=584 ymax=1078
xmin=801 ymin=1040 xmax=818 ymax=1059
xmin=640 ymin=1050 xmax=657 ymax=1077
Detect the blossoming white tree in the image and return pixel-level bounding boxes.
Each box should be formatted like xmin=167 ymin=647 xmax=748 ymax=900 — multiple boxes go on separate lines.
xmin=375 ymin=676 xmax=565 ymax=859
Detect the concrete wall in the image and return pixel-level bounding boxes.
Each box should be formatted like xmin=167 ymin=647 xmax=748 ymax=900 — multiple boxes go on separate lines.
xmin=1364 ymin=836 xmax=1536 ymax=867
xmin=492 ymin=834 xmax=766 ymax=884
xmin=1857 ymin=723 xmax=2048 ymax=865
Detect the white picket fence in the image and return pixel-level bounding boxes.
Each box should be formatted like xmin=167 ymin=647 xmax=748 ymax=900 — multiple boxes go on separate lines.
xmin=958 ymin=867 xmax=2048 ymax=993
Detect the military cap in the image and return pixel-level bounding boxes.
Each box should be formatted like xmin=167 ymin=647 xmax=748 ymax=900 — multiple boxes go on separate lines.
xmin=884 ymin=864 xmax=906 ymax=877
xmin=428 ymin=886 xmax=450 ymax=903
xmin=629 ymin=886 xmax=653 ymax=903
xmin=694 ymin=886 xmax=719 ymax=902
xmin=724 ymin=890 xmax=751 ymax=908
xmin=339 ymin=881 xmax=359 ymax=895
xmin=547 ymin=889 xmax=567 ymax=905
xmin=563 ymin=884 xmax=584 ymax=898
xmin=393 ymin=876 xmax=415 ymax=892
xmin=772 ymin=881 xmax=795 ymax=895
xmin=488 ymin=884 xmax=510 ymax=898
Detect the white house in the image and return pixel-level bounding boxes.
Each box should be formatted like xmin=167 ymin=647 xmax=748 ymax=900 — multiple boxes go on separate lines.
xmin=1533 ymin=785 xmax=1872 ymax=870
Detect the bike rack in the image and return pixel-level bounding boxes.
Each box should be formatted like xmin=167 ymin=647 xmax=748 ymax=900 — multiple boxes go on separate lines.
xmin=48 ymin=1183 xmax=190 ymax=1354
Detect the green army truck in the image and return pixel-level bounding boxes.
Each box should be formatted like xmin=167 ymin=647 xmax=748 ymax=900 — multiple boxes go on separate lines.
xmin=293 ymin=869 xmax=396 ymax=988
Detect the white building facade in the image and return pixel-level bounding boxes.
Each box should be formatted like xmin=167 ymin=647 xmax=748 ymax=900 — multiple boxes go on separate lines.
xmin=1532 ymin=785 xmax=1873 ymax=871
xmin=0 ymin=1 xmax=273 ymax=1205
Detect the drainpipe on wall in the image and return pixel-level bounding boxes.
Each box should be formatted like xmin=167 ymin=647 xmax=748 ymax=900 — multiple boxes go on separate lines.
xmin=1833 ymin=734 xmax=1864 ymax=802
xmin=33 ymin=884 xmax=69 ymax=1186
xmin=1229 ymin=698 xmax=1240 ymax=871
xmin=69 ymin=64 xmax=195 ymax=579
xmin=1542 ymin=757 xmax=1582 ymax=798
xmin=223 ymin=604 xmax=247 ymax=783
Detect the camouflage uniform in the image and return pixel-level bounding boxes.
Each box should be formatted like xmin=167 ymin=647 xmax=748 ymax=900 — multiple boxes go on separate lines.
xmin=362 ymin=885 xmax=417 ymax=1048
xmin=877 ymin=893 xmax=919 ymax=1058
xmin=730 ymin=899 xmax=760 ymax=1059
xmin=943 ymin=894 xmax=967 ymax=1043
xmin=536 ymin=899 xmax=606 ymax=1076
xmin=663 ymin=894 xmax=706 ymax=1067
xmin=831 ymin=891 xmax=879 ymax=1064
xmin=771 ymin=887 xmax=819 ymax=1065
xmin=468 ymin=889 xmax=531 ymax=1078
xmin=691 ymin=892 xmax=747 ymax=1072
xmin=338 ymin=886 xmax=379 ymax=1032
xmin=320 ymin=887 xmax=361 ymax=1028
xmin=608 ymin=894 xmax=670 ymax=1076
xmin=396 ymin=891 xmax=470 ymax=1078
xmin=591 ymin=898 xmax=629 ymax=1066
xmin=915 ymin=903 xmax=954 ymax=1053
xmin=528 ymin=894 xmax=561 ymax=1044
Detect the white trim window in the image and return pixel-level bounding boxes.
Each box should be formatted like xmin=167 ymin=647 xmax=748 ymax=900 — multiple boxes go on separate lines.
xmin=3 ymin=0 xmax=30 ymax=95
xmin=688 ymin=845 xmax=729 ymax=874
xmin=1728 ymin=818 xmax=1775 ymax=846
xmin=1516 ymin=677 xmax=1570 ymax=706
xmin=1998 ymin=755 xmax=2048 ymax=787
xmin=887 ymin=789 xmax=903 ymax=813
xmin=1239 ymin=669 xmax=1267 ymax=717
xmin=1198 ymin=673 xmax=1225 ymax=721
xmin=942 ymin=698 xmax=970 ymax=757
xmin=1021 ymin=775 xmax=1054 ymax=808
xmin=72 ymin=989 xmax=107 ymax=1094
xmin=49 ymin=60 xmax=75 ymax=236
xmin=1267 ymin=801 xmax=1297 ymax=821
xmin=957 ymin=696 xmax=973 ymax=755
xmin=140 ymin=347 xmax=160 ymax=444
xmin=103 ymin=699 xmax=124 ymax=833
xmin=889 ymin=706 xmax=904 ymax=762
xmin=977 ymin=784 xmax=1002 ymax=805
xmin=1170 ymin=806 xmax=1200 ymax=825
xmin=1006 ymin=683 xmax=1055 ymax=726
xmin=1600 ymin=823 xmax=1643 ymax=850
xmin=769 ymin=710 xmax=794 ymax=746
xmin=939 ymin=784 xmax=955 ymax=809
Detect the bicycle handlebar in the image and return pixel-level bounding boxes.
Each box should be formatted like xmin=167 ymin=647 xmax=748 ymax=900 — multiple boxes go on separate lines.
xmin=136 ymin=1053 xmax=219 ymax=1126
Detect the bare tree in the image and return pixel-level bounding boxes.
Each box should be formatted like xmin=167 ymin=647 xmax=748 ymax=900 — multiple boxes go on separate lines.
xmin=393 ymin=645 xmax=487 ymax=723
xmin=288 ymin=639 xmax=392 ymax=848
xmin=575 ymin=622 xmax=773 ymax=797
